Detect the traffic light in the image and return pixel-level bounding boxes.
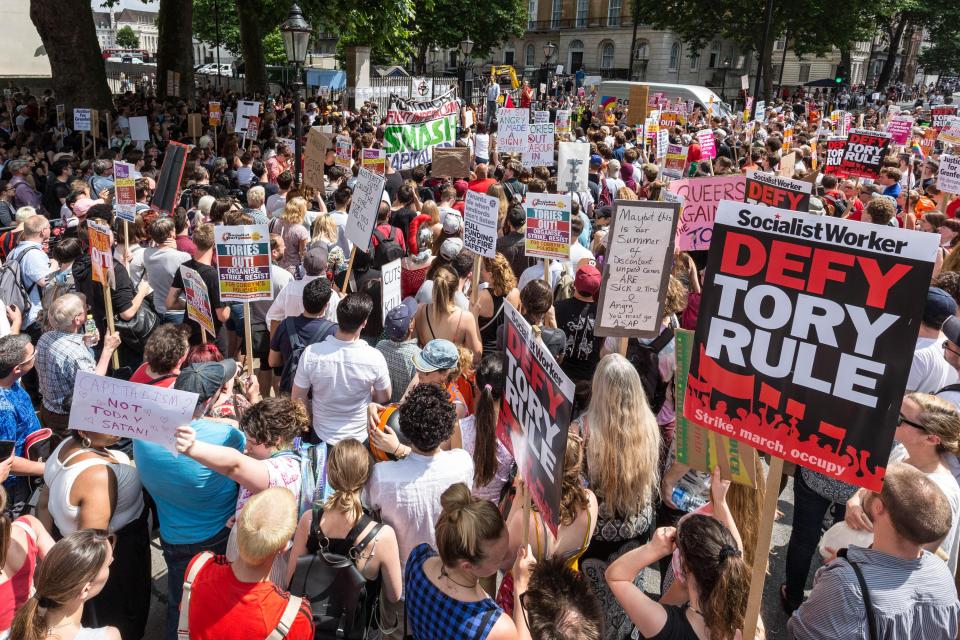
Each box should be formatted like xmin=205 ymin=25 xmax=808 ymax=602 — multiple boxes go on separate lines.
xmin=835 ymin=65 xmax=846 ymax=85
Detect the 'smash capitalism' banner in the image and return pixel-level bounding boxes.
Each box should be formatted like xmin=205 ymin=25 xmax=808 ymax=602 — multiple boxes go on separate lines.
xmin=384 ymin=91 xmax=459 ymax=171
xmin=683 ymin=201 xmax=936 ymax=491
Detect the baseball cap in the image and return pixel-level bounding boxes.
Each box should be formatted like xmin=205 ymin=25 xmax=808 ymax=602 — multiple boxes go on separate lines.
xmin=439 ymin=237 xmax=464 ymax=260
xmin=174 ymin=360 xmax=238 ymax=402
xmin=384 ymin=297 xmax=418 ymax=341
xmin=808 ymin=196 xmax=826 ymax=216
xmin=454 ymin=179 xmax=469 ymax=197
xmin=944 ymin=316 xmax=960 ymax=346
xmin=589 ymin=154 xmax=603 ymax=167
xmin=575 ymin=262 xmax=602 ymax=297
xmin=442 ymin=212 xmax=462 ymax=235
xmin=924 ymin=287 xmax=958 ymax=327
xmin=413 ymin=339 xmax=460 ymax=372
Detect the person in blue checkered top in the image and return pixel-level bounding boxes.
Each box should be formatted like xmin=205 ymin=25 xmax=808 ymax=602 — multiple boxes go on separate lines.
xmin=405 ymin=483 xmax=527 ymax=640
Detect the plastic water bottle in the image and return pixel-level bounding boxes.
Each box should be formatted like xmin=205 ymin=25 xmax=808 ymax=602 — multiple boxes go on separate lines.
xmin=85 ymin=314 xmax=99 ymax=346
xmin=671 ymin=480 xmax=708 ymax=512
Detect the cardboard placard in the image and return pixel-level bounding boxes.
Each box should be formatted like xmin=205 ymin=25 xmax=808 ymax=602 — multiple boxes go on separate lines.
xmin=524 ymin=193 xmax=571 ymax=260
xmin=235 ymin=100 xmax=261 ymax=134
xmin=150 ymin=142 xmax=189 ymax=216
xmin=696 ymin=129 xmax=716 ymax=160
xmin=463 ymin=190 xmax=500 ymax=258
xmin=497 ymin=108 xmax=530 ymax=153
xmin=334 ymin=135 xmax=352 ymax=168
xmin=522 ymin=122 xmax=555 ymax=168
xmin=839 ymin=129 xmax=891 ymax=180
xmin=555 ymin=110 xmax=572 ymax=135
xmin=778 ymin=151 xmax=797 ymax=178
xmin=430 ymin=146 xmax=470 ymax=178
xmin=824 ymin=137 xmax=848 ymax=177
xmin=938 ymin=155 xmax=960 ymax=194
xmin=683 ymin=200 xmax=937 ymax=490
xmin=88 ymin=221 xmax=114 ymax=289
xmin=304 ymin=127 xmax=333 ymax=190
xmin=361 ymin=148 xmax=386 ymax=175
xmin=113 ymin=161 xmax=137 ymax=223
xmin=932 ymin=106 xmax=958 ymax=131
xmin=939 ymin=117 xmax=960 ymax=146
xmin=669 ymin=175 xmax=746 ymax=251
xmin=557 ymin=142 xmax=589 ymax=193
xmin=208 ymin=101 xmax=221 ymax=126
xmin=187 ymin=113 xmax=203 ymax=139
xmin=595 ymin=200 xmax=680 ymax=338
xmin=497 ymin=301 xmax=574 ymax=535
xmin=73 ymin=108 xmax=92 ymax=132
xmin=663 ymin=144 xmax=688 ymax=179
xmin=886 ymin=116 xmax=913 ymax=144
xmin=129 ymin=116 xmax=149 ymax=142
xmin=381 ymin=259 xmax=402 ymax=322
xmin=180 ymin=265 xmax=216 ymax=339
xmin=346 ymin=167 xmax=386 ymax=251
xmin=214 ymin=225 xmax=274 ymax=303
xmin=628 ymin=84 xmax=649 ymax=126
xmin=744 ymin=170 xmax=812 ymax=212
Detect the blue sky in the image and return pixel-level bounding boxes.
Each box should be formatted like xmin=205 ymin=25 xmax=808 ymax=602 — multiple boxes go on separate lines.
xmin=91 ymin=0 xmax=158 ymax=11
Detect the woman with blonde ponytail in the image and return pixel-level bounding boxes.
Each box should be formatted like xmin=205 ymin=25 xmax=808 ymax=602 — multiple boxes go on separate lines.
xmin=10 ymin=529 xmax=119 ymax=640
xmin=405 ymin=483 xmax=523 ymax=640
xmin=286 ymin=439 xmax=403 ymax=605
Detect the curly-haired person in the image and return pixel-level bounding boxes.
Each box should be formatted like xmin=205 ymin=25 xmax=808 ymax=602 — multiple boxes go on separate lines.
xmin=365 ymin=382 xmax=474 ymax=639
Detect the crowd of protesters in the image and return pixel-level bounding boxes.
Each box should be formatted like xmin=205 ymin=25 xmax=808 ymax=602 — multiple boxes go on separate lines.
xmin=0 ymin=72 xmax=958 ymax=640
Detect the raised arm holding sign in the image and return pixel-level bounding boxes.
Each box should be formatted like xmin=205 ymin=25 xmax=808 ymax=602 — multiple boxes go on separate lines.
xmin=343 ymin=167 xmax=386 ymax=292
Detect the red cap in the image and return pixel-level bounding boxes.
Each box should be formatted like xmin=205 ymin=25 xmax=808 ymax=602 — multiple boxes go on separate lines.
xmin=575 ymin=264 xmax=602 ymax=297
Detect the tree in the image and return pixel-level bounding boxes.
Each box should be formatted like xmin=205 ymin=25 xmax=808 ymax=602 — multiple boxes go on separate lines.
xmin=916 ymin=3 xmax=960 ymax=77
xmin=115 ymin=25 xmax=140 ymax=49
xmin=30 ymin=0 xmax=112 ymax=112
xmin=156 ymin=0 xmax=194 ymax=98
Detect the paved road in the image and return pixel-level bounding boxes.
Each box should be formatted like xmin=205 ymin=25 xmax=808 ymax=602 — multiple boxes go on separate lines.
xmin=140 ymin=475 xmax=815 ymax=639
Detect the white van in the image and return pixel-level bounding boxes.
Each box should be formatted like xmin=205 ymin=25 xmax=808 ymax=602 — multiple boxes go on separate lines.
xmin=598 ymin=81 xmax=734 ymax=120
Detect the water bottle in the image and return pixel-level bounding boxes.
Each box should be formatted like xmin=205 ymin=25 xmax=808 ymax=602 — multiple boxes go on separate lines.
xmin=85 ymin=314 xmax=99 ymax=346
xmin=671 ymin=484 xmax=707 ymax=512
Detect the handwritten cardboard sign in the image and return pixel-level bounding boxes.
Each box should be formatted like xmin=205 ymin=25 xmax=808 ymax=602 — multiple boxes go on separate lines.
xmin=346 ymin=167 xmax=386 ymax=251
xmin=304 ymin=127 xmax=333 ymax=190
xmin=430 ymin=146 xmax=470 ymax=177
xmin=69 ymin=371 xmax=198 ymax=453
xmin=498 ymin=108 xmax=530 ymax=153
xmin=381 ymin=259 xmax=402 ymax=322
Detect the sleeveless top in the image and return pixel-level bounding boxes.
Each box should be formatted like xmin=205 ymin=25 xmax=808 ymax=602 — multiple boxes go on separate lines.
xmin=305 ymin=507 xmax=383 ymax=612
xmin=0 ymin=519 xmax=39 ymax=632
xmin=44 ymin=439 xmax=144 ymax=536
xmin=477 ymin=292 xmax=506 ymax=354
xmin=405 ymin=544 xmax=501 ymax=640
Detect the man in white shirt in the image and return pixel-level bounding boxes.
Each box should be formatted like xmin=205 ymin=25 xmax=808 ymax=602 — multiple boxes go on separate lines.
xmin=292 ymin=291 xmax=391 ymax=444
xmin=266 ymin=248 xmax=339 ymax=338
xmin=907 ymin=287 xmax=959 ymax=394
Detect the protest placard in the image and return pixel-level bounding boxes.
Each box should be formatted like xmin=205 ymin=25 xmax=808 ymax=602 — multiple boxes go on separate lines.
xmin=88 ymin=221 xmax=114 ymax=289
xmin=683 ymin=200 xmax=937 ymax=490
xmin=696 ymin=130 xmax=716 ymax=160
xmin=555 ymin=110 xmax=571 ymax=135
xmin=214 ymin=225 xmax=273 ymax=303
xmin=73 ymin=108 xmax=91 ymax=132
xmin=113 ymin=161 xmax=137 ymax=223
xmin=129 ymin=116 xmax=149 ymax=142
xmin=498 ymin=108 xmax=530 ymax=153
xmin=381 ymin=259 xmax=402 ymax=322
xmin=824 ymin=137 xmax=848 ymax=176
xmin=69 ymin=371 xmax=198 ymax=453
xmin=56 ymin=104 xmax=65 ymax=130
xmin=839 ymin=129 xmax=891 ymax=180
xmin=463 ymin=190 xmax=500 ymax=258
xmin=187 ymin=113 xmax=203 ymax=140
xmin=533 ymin=110 xmax=549 ymax=124
xmin=235 ymin=100 xmax=261 ymax=134
xmin=674 ymin=328 xmax=758 ymax=486
xmin=475 ymin=134 xmax=490 ymax=162
xmin=524 ymin=193 xmax=571 ymax=260
xmin=523 ymin=122 xmax=555 ymax=168
xmin=150 ymin=142 xmax=189 ymax=216
xmin=778 ymin=151 xmax=797 ymax=178
xmin=430 ymin=147 xmax=470 ymax=177
xmin=361 ymin=148 xmax=386 ymax=175
xmin=304 ymin=127 xmax=333 ymax=190
xmin=557 ymin=142 xmax=589 ymax=193
xmin=659 ymin=111 xmax=683 ymax=130
xmin=938 ymin=156 xmax=960 ymax=194
xmin=932 ymin=106 xmax=958 ymax=131
xmin=669 ymin=175 xmax=746 ymax=251
xmin=662 ymin=144 xmax=688 ymax=179
xmin=782 ymin=127 xmax=794 ymax=152
xmin=180 ymin=265 xmax=216 ymax=340
xmin=745 ymin=170 xmax=811 ymax=212
xmin=497 ymin=301 xmax=574 ymax=535
xmin=940 ymin=117 xmax=960 ymax=146
xmin=208 ymin=102 xmax=221 ymax=126
xmin=346 ymin=167 xmax=386 ymax=251
xmin=384 ymin=92 xmax=459 ymax=170
xmin=886 ymin=116 xmax=913 ymax=144
xmin=335 ymin=136 xmax=352 ymax=168
xmin=657 ymin=129 xmax=669 ymax=160
xmin=628 ymin=84 xmax=648 ymax=126
xmin=595 ymin=200 xmax=680 ymax=338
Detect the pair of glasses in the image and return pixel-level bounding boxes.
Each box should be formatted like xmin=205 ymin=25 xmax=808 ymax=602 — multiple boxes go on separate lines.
xmin=942 ymin=342 xmax=960 ymax=357
xmin=897 ymin=413 xmax=928 ymax=432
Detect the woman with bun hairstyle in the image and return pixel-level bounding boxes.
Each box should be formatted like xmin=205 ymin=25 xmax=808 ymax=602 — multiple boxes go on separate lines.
xmin=286 ymin=438 xmax=403 ymax=605
xmin=10 ymin=529 xmax=120 ymax=640
xmin=405 ymin=483 xmax=523 ymax=640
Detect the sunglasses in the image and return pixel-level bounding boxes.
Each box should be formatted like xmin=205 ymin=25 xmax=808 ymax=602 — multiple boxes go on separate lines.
xmin=897 ymin=413 xmax=928 ymax=432
xmin=942 ymin=342 xmax=960 ymax=357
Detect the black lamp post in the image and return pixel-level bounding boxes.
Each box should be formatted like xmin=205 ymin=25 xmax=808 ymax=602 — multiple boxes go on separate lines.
xmin=459 ymin=38 xmax=474 ymax=105
xmin=720 ymin=57 xmax=731 ymax=102
xmin=541 ymin=41 xmax=557 ymax=104
xmin=280 ymin=3 xmax=311 ymax=188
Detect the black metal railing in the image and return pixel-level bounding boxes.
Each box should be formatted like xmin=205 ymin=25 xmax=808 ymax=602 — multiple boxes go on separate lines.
xmin=526 ymin=17 xmax=636 ymax=31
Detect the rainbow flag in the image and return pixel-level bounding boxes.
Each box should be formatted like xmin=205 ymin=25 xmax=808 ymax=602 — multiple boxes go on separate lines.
xmin=600 ymin=96 xmax=617 ymax=111
xmin=910 ymin=141 xmax=925 ymax=160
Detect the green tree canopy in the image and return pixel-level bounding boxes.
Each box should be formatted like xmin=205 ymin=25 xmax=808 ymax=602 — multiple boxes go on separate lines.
xmin=115 ymin=25 xmax=140 ymax=49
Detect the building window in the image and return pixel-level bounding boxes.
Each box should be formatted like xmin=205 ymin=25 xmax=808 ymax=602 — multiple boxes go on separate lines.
xmin=528 ymin=0 xmax=538 ymax=29
xmin=669 ymin=42 xmax=680 ymax=72
xmin=607 ymin=0 xmax=621 ymax=27
xmin=569 ymin=39 xmax=584 ymax=72
xmin=690 ymin=49 xmax=700 ymax=71
xmin=526 ymin=43 xmax=536 ymax=67
xmin=798 ymin=63 xmax=810 ymax=83
xmin=551 ymin=0 xmax=562 ymax=28
xmin=504 ymin=48 xmax=515 ymax=65
xmin=773 ymin=37 xmax=786 ymax=51
xmin=708 ymin=42 xmax=720 ymax=68
xmin=601 ymin=42 xmax=615 ymax=69
xmin=576 ymin=0 xmax=588 ymax=27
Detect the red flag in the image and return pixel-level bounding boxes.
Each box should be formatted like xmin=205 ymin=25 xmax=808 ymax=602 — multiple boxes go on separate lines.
xmin=504 ymin=94 xmax=515 ymax=108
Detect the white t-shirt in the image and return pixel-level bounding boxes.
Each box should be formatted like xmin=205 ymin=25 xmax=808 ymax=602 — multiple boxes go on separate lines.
xmin=265 ymin=274 xmax=339 ymax=325
xmin=142 ymin=247 xmax=190 ymax=313
xmin=266 ymin=193 xmax=287 ymax=217
xmin=365 ymin=449 xmax=474 ymax=571
xmin=907 ymin=335 xmax=958 ymax=394
xmin=518 ymin=259 xmax=563 ymax=293
xmin=293 ymin=336 xmax=391 ymax=444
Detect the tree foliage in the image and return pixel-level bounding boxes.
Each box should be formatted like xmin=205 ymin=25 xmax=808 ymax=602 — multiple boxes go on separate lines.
xmin=115 ymin=25 xmax=140 ymax=49
xmin=408 ymin=0 xmax=527 ymax=71
xmin=915 ymin=2 xmax=960 ymax=77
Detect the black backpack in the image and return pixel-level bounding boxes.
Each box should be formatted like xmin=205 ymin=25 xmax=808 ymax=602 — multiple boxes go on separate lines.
xmin=370 ymin=227 xmax=405 ymax=268
xmin=288 ymin=505 xmax=383 ymax=639
xmin=625 ymin=326 xmax=675 ymax=415
xmin=279 ymin=317 xmax=334 ymax=394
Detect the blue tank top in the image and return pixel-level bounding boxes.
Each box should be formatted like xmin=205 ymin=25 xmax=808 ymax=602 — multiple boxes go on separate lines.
xmin=404 ymin=543 xmax=501 ymax=640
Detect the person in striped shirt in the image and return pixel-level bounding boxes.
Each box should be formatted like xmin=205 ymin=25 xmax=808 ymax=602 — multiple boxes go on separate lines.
xmin=789 ymin=463 xmax=960 ymax=639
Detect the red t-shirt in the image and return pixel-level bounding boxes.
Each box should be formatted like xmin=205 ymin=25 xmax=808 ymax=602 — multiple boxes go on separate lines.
xmin=129 ymin=364 xmax=178 ymax=388
xmin=468 ymin=178 xmax=496 ymax=194
xmin=185 ymin=555 xmax=314 ymax=640
xmin=948 ymin=198 xmax=960 ymax=219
